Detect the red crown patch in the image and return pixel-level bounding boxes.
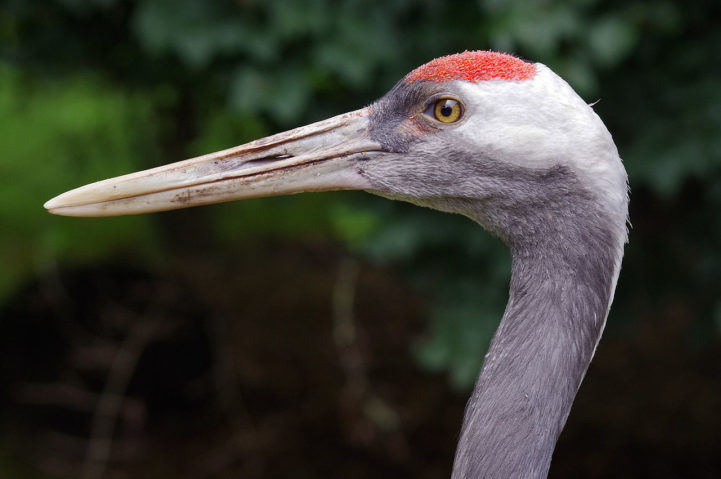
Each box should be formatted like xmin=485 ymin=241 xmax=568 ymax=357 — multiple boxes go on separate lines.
xmin=405 ymin=51 xmax=535 ymax=84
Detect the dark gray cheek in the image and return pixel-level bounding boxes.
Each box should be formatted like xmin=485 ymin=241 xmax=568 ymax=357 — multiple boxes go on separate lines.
xmin=355 ymin=150 xmax=616 ymax=252
xmin=357 ymin=157 xmax=439 ymax=200
xmin=356 ymin=148 xmax=493 ymax=201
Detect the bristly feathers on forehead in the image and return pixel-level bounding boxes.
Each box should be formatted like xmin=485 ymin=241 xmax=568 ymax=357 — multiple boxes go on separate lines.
xmin=405 ymin=51 xmax=535 ymax=84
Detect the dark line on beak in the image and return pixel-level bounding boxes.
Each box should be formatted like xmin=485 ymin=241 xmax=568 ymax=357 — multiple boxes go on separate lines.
xmin=237 ymin=154 xmax=294 ymax=170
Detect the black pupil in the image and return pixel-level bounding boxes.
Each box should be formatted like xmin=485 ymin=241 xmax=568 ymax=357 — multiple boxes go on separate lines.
xmin=440 ymin=101 xmax=454 ymax=117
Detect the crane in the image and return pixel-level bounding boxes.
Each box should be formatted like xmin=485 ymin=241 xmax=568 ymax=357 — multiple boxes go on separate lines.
xmin=45 ymin=51 xmax=628 ymax=478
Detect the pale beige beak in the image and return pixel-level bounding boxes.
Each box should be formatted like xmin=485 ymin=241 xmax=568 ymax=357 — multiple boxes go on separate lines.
xmin=44 ymin=108 xmax=378 ymax=217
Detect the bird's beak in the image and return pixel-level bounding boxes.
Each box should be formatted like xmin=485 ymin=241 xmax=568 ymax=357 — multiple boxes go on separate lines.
xmin=44 ymin=108 xmax=378 ymax=217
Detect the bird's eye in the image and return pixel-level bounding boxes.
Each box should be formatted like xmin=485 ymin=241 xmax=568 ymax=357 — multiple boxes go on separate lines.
xmin=425 ymin=98 xmax=464 ymax=124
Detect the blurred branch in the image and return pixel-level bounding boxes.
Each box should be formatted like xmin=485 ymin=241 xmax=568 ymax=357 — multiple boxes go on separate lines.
xmin=332 ymin=256 xmax=359 ymax=349
xmin=14 ymin=382 xmax=144 ymax=427
xmin=332 ymin=256 xmax=403 ymax=448
xmin=81 ymin=309 xmax=168 ymax=479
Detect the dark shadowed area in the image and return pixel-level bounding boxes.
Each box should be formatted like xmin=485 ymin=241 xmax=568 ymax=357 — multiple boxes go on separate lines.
xmin=1 ymin=1 xmax=720 ymax=478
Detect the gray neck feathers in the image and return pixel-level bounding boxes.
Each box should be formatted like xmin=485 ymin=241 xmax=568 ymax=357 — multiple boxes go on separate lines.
xmin=364 ymin=85 xmax=627 ymax=478
xmin=451 ymin=166 xmax=624 ymax=479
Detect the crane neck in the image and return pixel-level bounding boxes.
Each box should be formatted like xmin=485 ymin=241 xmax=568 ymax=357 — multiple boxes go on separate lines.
xmin=452 ymin=183 xmax=626 ymax=479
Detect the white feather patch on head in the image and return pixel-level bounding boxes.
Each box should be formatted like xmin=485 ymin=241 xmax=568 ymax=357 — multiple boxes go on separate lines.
xmin=451 ymin=64 xmax=628 ymax=225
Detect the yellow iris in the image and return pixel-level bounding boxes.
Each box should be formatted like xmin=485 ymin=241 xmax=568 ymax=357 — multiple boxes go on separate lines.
xmin=433 ymin=98 xmax=463 ymax=123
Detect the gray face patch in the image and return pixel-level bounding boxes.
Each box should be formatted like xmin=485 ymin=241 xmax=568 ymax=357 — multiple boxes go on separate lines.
xmin=368 ymin=79 xmax=448 ymax=154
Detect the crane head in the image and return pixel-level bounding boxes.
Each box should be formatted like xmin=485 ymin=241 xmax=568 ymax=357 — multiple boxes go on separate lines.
xmin=45 ymin=51 xmax=626 ymax=244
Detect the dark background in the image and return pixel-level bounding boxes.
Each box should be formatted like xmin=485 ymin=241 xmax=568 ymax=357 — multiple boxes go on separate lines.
xmin=1 ymin=1 xmax=720 ymax=477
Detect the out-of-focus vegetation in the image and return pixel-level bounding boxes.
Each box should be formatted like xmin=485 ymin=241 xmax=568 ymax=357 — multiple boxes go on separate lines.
xmin=1 ymin=0 xmax=720 ymax=477
xmin=4 ymin=0 xmax=720 ymax=383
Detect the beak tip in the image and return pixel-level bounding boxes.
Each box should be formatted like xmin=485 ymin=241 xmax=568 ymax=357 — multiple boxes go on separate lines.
xmin=44 ymin=193 xmax=68 ymax=213
xmin=44 ymin=198 xmax=59 ymax=212
xmin=44 ymin=192 xmax=82 ymax=216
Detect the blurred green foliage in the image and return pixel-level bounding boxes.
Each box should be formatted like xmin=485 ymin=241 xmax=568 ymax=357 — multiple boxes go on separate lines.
xmin=0 ymin=66 xmax=160 ymax=302
xmin=2 ymin=0 xmax=720 ymax=387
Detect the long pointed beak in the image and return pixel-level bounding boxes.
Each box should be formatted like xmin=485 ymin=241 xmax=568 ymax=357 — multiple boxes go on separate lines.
xmin=44 ymin=108 xmax=377 ymax=217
